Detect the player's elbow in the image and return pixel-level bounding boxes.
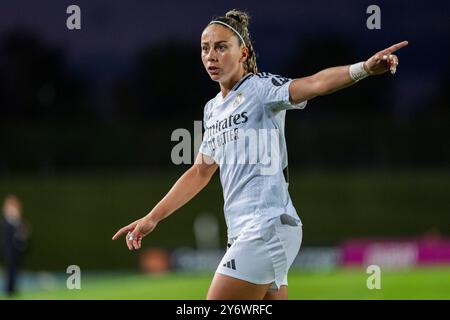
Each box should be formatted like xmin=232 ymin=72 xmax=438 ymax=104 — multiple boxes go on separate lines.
xmin=289 ymin=77 xmax=321 ymax=104
xmin=191 ymin=162 xmax=217 ymax=184
xmin=308 ymin=75 xmax=332 ymax=97
xmin=311 ymin=72 xmax=347 ymax=97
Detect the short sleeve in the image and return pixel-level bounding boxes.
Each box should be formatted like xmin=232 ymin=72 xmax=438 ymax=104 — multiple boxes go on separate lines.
xmin=199 ymin=134 xmax=212 ymax=157
xmin=255 ymin=73 xmax=307 ymax=113
xmin=198 ymin=104 xmax=213 ymax=157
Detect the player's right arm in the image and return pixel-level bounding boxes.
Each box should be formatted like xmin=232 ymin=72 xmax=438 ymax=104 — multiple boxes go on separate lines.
xmin=112 ymin=152 xmax=218 ymax=250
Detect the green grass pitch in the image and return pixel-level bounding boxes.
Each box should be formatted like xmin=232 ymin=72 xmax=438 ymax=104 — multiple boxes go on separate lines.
xmin=4 ymin=266 xmax=450 ymax=300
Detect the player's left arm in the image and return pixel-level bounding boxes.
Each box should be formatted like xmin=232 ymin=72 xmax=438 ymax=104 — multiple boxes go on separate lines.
xmin=289 ymin=41 xmax=408 ymax=104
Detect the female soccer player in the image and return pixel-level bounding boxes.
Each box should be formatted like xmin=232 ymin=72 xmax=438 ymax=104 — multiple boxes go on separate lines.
xmin=112 ymin=10 xmax=408 ymax=300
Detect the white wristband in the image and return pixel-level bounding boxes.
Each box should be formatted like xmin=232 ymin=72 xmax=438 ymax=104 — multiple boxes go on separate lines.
xmin=349 ymin=62 xmax=370 ymax=82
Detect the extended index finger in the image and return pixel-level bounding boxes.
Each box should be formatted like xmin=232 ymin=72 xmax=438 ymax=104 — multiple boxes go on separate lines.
xmin=112 ymin=226 xmax=133 ymax=240
xmin=383 ymin=41 xmax=409 ymax=54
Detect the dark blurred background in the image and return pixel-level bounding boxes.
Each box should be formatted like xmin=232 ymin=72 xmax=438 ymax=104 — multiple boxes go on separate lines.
xmin=0 ymin=0 xmax=449 ymax=271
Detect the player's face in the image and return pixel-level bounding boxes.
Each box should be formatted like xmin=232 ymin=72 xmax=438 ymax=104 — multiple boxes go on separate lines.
xmin=201 ymin=24 xmax=245 ymax=83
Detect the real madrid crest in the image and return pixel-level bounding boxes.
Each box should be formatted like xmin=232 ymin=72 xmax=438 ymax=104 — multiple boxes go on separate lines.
xmin=232 ymin=92 xmax=244 ymax=109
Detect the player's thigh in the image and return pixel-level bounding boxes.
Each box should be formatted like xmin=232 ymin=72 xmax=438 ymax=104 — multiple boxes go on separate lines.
xmin=263 ymin=285 xmax=288 ymax=300
xmin=207 ymin=273 xmax=271 ymax=300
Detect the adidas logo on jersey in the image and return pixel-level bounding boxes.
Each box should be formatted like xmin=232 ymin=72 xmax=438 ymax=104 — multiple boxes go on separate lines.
xmin=222 ymin=259 xmax=236 ymax=270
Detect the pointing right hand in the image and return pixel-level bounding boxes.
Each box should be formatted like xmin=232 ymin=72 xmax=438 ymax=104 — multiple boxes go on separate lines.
xmin=112 ymin=217 xmax=157 ymax=250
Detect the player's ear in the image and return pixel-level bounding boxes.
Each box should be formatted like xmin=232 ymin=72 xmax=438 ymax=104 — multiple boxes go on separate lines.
xmin=239 ymin=47 xmax=249 ymax=63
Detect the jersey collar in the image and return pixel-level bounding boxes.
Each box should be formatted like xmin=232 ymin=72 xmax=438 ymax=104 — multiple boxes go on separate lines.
xmin=231 ymin=73 xmax=254 ymax=91
xmin=217 ymin=73 xmax=254 ymax=103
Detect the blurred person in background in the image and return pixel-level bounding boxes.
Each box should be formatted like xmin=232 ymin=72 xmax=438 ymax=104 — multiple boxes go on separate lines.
xmin=1 ymin=195 xmax=29 ymax=297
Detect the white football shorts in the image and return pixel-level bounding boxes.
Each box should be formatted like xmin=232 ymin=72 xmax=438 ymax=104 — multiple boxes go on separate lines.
xmin=216 ymin=213 xmax=302 ymax=291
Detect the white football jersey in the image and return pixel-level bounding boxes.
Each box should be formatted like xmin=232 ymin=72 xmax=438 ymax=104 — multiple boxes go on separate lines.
xmin=199 ymin=72 xmax=307 ymax=238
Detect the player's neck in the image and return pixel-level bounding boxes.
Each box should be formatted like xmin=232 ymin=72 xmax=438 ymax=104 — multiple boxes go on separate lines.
xmin=220 ymin=69 xmax=247 ymax=99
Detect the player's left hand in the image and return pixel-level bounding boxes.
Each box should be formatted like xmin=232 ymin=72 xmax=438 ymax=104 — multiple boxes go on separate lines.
xmin=364 ymin=41 xmax=408 ymax=76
